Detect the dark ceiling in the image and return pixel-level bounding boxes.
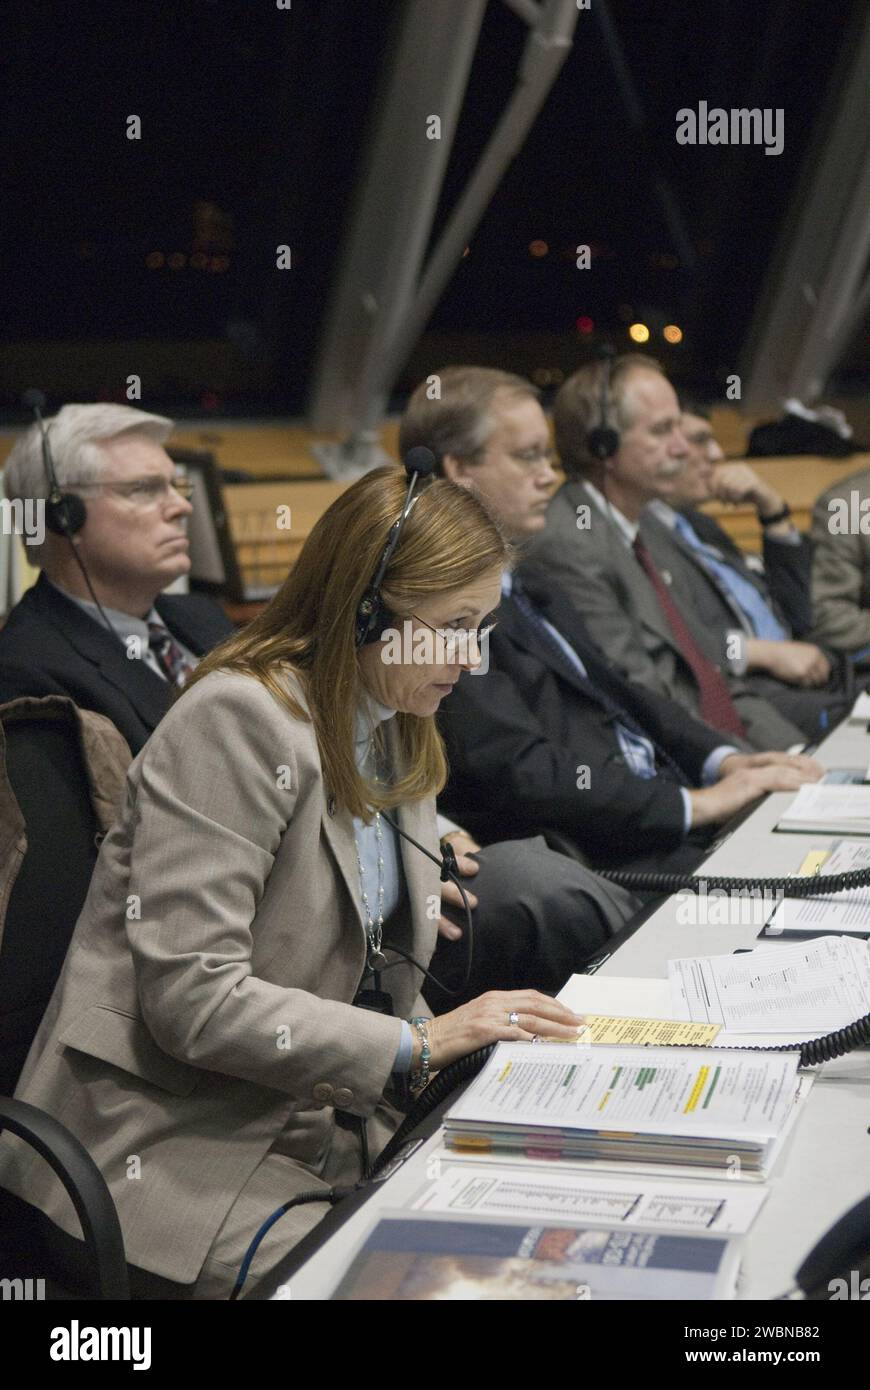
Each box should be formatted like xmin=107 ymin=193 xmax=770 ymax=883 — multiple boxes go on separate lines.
xmin=0 ymin=0 xmax=865 ymax=419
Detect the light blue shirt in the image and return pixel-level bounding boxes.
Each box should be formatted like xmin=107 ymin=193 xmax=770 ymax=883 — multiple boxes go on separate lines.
xmin=502 ymin=571 xmax=736 ymax=830
xmin=652 ymin=503 xmax=788 ymax=642
xmin=353 ymin=694 xmax=416 ymax=1075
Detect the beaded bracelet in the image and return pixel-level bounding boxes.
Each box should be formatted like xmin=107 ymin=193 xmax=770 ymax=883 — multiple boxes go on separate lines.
xmin=409 ymin=1016 xmax=431 ymax=1092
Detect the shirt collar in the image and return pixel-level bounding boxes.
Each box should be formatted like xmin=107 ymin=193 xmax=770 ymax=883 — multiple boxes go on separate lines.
xmin=355 ymin=689 xmax=397 ymax=747
xmin=45 ymin=576 xmax=160 ymax=645
xmin=583 ymin=480 xmax=640 ymax=545
xmin=649 ymin=499 xmax=678 ymax=529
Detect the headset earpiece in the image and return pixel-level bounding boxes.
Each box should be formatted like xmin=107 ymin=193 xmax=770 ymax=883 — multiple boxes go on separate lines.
xmin=45 ymin=492 xmax=87 ymax=537
xmin=587 ymin=424 xmax=620 ymax=462
xmin=22 ymin=391 xmax=89 ymax=539
xmin=585 ymin=348 xmax=619 ymax=462
xmin=355 ymin=447 xmax=436 ymax=648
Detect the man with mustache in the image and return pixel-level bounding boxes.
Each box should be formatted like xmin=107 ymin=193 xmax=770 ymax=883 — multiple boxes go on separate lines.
xmin=521 ymin=355 xmax=815 ymax=748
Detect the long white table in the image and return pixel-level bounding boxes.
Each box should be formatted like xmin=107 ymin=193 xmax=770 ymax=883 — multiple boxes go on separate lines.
xmin=276 ymin=716 xmax=870 ymax=1300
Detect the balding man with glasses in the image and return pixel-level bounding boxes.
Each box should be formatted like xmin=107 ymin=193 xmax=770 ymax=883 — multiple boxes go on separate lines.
xmin=0 ymin=404 xmax=233 ymax=752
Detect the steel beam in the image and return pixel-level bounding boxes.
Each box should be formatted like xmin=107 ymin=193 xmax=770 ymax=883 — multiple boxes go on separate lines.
xmin=741 ymin=5 xmax=870 ymax=409
xmin=308 ymin=0 xmax=580 ymax=475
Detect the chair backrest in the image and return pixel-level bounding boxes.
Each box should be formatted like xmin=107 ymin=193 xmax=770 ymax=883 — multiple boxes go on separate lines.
xmin=0 ymin=713 xmax=105 ymax=1094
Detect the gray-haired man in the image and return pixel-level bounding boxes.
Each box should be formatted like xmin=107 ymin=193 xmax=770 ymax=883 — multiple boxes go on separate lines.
xmin=0 ymin=403 xmax=233 ymax=752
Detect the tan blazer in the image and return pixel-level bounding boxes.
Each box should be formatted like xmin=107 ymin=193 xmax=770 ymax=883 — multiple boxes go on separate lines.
xmin=0 ymin=669 xmax=440 ymax=1284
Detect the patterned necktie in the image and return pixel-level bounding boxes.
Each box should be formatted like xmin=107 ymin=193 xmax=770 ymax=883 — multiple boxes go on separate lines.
xmin=147 ymin=620 xmax=195 ymax=688
xmin=632 ymin=534 xmax=746 ymax=738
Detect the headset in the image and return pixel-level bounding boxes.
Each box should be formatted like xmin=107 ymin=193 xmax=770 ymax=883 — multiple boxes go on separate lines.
xmin=355 ymin=446 xmax=437 ymax=647
xmin=232 ymin=448 xmax=485 ymax=1296
xmin=22 ymin=389 xmax=88 ymax=538
xmin=584 ymin=344 xmax=621 ymax=463
xmin=21 ymin=389 xmax=118 ymax=640
xmin=351 ymin=443 xmax=476 ymax=997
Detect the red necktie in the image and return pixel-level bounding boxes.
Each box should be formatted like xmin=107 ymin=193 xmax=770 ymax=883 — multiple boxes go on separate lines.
xmin=632 ymin=535 xmax=746 ymax=738
xmin=148 ymin=621 xmax=195 ymax=688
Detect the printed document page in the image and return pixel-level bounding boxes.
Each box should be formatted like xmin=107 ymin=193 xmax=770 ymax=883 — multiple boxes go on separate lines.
xmin=445 ymin=1043 xmax=800 ymax=1142
xmin=668 ymin=936 xmax=870 ymax=1031
xmin=408 ymin=1153 xmax=768 ymax=1234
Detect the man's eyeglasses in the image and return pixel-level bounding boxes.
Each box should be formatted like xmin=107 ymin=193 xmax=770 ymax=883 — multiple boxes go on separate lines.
xmin=506 ymin=446 xmax=558 ymax=467
xmin=63 ymin=476 xmax=195 ymax=506
xmin=410 ymin=611 xmax=498 ymax=658
xmin=471 ymin=445 xmax=558 ymax=470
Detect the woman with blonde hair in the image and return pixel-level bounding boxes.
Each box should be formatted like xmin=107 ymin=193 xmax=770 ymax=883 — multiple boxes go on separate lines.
xmin=0 ymin=464 xmax=582 ymax=1299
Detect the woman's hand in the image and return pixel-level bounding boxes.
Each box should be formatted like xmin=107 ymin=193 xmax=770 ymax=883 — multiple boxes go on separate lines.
xmin=419 ymin=991 xmax=586 ymax=1071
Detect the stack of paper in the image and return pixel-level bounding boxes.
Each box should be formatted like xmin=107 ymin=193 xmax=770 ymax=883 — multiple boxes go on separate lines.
xmin=556 ymin=971 xmax=818 ymax=1051
xmin=409 ymin=1151 xmax=769 ymax=1233
xmin=777 ymin=784 xmax=870 ymax=834
xmin=668 ymin=936 xmax=870 ymax=1035
xmin=764 ymin=838 xmax=870 ymax=938
xmin=443 ymin=1043 xmax=803 ymax=1176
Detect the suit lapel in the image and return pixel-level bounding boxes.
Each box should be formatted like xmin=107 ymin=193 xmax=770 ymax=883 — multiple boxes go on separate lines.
xmin=394 ymin=796 xmax=439 ymax=972
xmin=320 ymin=799 xmax=368 ymax=944
xmin=155 ymin=595 xmax=217 ymax=654
xmin=32 ymin=576 xmax=171 ymax=734
xmin=645 ymin=511 xmax=749 ymax=632
xmin=498 ymin=590 xmax=605 ymax=706
xmin=318 ymin=721 xmax=440 ymax=971
xmin=579 ymin=483 xmax=677 ymax=649
xmin=316 ymin=722 xmax=439 ymax=950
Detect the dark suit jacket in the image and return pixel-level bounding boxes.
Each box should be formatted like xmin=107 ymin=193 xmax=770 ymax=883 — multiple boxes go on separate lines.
xmin=0 ymin=574 xmax=235 ymax=753
xmin=675 ymin=507 xmax=811 ymax=639
xmin=437 ymin=579 xmax=726 ymax=867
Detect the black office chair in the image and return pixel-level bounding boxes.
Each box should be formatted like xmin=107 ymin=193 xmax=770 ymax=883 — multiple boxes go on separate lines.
xmin=0 ymin=1099 xmax=129 ymax=1299
xmin=0 ymin=703 xmax=109 ymax=1095
xmin=0 ymin=697 xmax=131 ymax=1298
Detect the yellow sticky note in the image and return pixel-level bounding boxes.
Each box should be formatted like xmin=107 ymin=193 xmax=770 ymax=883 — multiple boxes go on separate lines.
xmin=558 ymin=1016 xmax=721 ymax=1047
xmin=797 ymin=849 xmax=829 ymax=876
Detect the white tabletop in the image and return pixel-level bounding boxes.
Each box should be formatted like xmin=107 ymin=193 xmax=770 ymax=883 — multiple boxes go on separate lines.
xmin=280 ymin=716 xmax=870 ymax=1300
